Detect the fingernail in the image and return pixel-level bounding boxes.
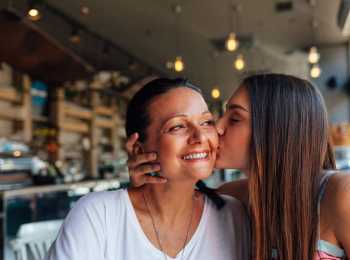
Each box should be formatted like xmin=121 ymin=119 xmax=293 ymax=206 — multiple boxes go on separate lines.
xmin=151 ymin=153 xmax=157 ymax=159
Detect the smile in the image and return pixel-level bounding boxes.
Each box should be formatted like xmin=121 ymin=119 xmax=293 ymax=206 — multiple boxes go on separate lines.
xmin=182 ymin=152 xmax=209 ymax=160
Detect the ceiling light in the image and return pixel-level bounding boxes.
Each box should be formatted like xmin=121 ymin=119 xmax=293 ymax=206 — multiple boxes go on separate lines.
xmin=80 ymin=6 xmax=90 ymax=16
xmin=70 ymin=29 xmax=81 ymax=44
xmin=234 ymin=54 xmax=245 ymax=71
xmin=308 ymin=46 xmax=320 ymax=64
xmin=310 ymin=63 xmax=321 ymax=78
xmin=226 ymin=32 xmax=239 ymax=52
xmin=211 ymin=87 xmax=221 ymax=99
xmin=27 ymin=6 xmax=41 ymax=21
xmin=174 ymin=56 xmax=184 ymax=72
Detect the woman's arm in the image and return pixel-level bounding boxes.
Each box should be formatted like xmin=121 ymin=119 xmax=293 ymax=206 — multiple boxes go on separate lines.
xmin=330 ymin=173 xmax=350 ymax=257
xmin=217 ymin=178 xmax=249 ymax=207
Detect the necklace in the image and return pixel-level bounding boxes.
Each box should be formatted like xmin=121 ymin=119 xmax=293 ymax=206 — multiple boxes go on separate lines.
xmin=142 ymin=191 xmax=196 ymax=260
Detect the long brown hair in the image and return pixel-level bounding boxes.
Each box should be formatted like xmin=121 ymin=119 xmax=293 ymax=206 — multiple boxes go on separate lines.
xmin=243 ymin=74 xmax=336 ymax=260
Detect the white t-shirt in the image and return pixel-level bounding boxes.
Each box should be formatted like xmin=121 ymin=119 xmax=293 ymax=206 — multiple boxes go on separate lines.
xmin=45 ymin=189 xmax=250 ymax=260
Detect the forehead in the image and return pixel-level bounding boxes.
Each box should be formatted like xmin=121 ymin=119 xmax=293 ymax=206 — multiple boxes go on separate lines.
xmin=228 ymin=85 xmax=250 ymax=109
xmin=147 ymin=87 xmax=208 ymax=119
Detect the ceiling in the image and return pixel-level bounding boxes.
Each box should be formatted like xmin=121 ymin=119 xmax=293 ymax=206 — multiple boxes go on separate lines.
xmin=0 ymin=0 xmax=345 ymax=99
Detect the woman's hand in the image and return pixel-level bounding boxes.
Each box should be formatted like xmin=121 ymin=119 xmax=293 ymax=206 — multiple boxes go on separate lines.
xmin=126 ymin=133 xmax=167 ymax=187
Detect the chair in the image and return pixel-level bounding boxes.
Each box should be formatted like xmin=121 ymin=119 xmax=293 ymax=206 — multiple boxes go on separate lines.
xmin=10 ymin=220 xmax=63 ymax=260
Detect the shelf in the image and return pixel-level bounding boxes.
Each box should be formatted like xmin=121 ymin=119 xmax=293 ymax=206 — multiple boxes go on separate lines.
xmin=0 ymin=87 xmax=19 ymax=103
xmin=64 ymin=102 xmax=92 ymax=120
xmin=0 ymin=106 xmax=24 ymax=121
xmin=96 ymin=106 xmax=113 ymax=117
xmin=32 ymin=115 xmax=49 ymax=123
xmin=96 ymin=117 xmax=115 ymax=129
xmin=60 ymin=121 xmax=89 ymax=134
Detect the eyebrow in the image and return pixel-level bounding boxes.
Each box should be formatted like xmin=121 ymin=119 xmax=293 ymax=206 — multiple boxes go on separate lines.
xmin=226 ymin=104 xmax=249 ymax=112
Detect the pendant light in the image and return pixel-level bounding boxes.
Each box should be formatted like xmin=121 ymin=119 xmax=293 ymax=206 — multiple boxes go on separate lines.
xmin=211 ymin=52 xmax=221 ymax=99
xmin=225 ymin=3 xmax=239 ymax=52
xmin=173 ymin=4 xmax=185 ymax=73
xmin=234 ymin=54 xmax=245 ymax=71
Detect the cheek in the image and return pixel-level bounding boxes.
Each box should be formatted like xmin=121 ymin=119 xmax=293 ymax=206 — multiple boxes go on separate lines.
xmin=219 ymin=125 xmax=251 ymax=168
xmin=157 ymin=136 xmax=184 ymax=166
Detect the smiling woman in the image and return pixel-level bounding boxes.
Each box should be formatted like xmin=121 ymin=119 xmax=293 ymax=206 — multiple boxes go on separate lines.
xmin=44 ymin=78 xmax=250 ymax=260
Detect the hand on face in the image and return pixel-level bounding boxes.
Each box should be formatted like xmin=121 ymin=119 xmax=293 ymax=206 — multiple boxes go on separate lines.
xmin=126 ymin=133 xmax=166 ymax=187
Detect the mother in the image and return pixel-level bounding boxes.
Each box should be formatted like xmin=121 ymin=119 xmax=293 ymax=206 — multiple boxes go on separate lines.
xmin=45 ymin=78 xmax=249 ymax=260
xmin=128 ymin=74 xmax=350 ymax=259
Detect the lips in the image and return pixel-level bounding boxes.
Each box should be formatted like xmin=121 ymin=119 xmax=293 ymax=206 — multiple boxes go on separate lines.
xmin=181 ymin=151 xmax=209 ymax=161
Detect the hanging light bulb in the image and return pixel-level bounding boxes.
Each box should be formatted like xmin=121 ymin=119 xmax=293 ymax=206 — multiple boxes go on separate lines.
xmin=310 ymin=63 xmax=321 ymax=78
xmin=308 ymin=46 xmax=320 ymax=64
xmin=225 ymin=32 xmax=239 ymax=52
xmin=27 ymin=6 xmax=41 ymax=21
xmin=80 ymin=6 xmax=90 ymax=16
xmin=174 ymin=56 xmax=184 ymax=72
xmin=70 ymin=28 xmax=81 ymax=44
xmin=211 ymin=87 xmax=221 ymax=99
xmin=234 ymin=54 xmax=245 ymax=71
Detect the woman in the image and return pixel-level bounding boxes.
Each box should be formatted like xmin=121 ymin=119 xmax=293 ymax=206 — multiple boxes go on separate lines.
xmin=45 ymin=78 xmax=250 ymax=260
xmin=127 ymin=74 xmax=350 ymax=259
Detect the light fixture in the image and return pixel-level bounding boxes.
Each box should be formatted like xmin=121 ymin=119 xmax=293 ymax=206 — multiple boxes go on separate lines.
xmin=225 ymin=3 xmax=240 ymax=52
xmin=310 ymin=63 xmax=321 ymax=78
xmin=172 ymin=4 xmax=185 ymax=73
xmin=308 ymin=46 xmax=320 ymax=64
xmin=211 ymin=87 xmax=221 ymax=99
xmin=226 ymin=32 xmax=239 ymax=52
xmin=80 ymin=6 xmax=90 ymax=16
xmin=70 ymin=28 xmax=81 ymax=43
xmin=234 ymin=54 xmax=245 ymax=71
xmin=174 ymin=56 xmax=184 ymax=72
xmin=27 ymin=6 xmax=41 ymax=21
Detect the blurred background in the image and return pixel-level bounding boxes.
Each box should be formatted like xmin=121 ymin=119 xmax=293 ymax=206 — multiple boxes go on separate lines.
xmin=0 ymin=0 xmax=349 ymax=259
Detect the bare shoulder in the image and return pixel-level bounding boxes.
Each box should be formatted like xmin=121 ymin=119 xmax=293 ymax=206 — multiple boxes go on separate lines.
xmin=324 ymin=172 xmax=350 ymax=253
xmin=217 ymin=178 xmax=249 ymax=207
xmin=326 ymin=172 xmax=350 ymax=214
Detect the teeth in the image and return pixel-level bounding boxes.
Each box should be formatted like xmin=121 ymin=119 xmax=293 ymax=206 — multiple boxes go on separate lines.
xmin=183 ymin=152 xmax=208 ymax=160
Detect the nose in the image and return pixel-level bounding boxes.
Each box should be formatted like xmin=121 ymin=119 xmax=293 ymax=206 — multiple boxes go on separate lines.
xmin=216 ymin=117 xmax=225 ymax=136
xmin=188 ymin=125 xmax=206 ymax=144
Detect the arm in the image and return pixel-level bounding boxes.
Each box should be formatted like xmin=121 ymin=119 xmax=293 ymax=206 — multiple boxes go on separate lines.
xmin=330 ymin=173 xmax=350 ymax=257
xmin=217 ymin=178 xmax=249 ymax=207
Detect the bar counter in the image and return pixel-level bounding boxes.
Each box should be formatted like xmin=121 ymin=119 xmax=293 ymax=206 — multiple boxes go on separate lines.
xmin=0 ymin=177 xmax=129 ymax=260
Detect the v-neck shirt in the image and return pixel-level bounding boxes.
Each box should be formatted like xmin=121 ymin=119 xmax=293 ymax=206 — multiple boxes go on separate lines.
xmin=45 ymin=189 xmax=250 ymax=260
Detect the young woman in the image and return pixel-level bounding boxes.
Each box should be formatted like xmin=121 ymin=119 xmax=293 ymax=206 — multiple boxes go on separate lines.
xmin=45 ymin=78 xmax=250 ymax=260
xmin=127 ymin=74 xmax=350 ymax=259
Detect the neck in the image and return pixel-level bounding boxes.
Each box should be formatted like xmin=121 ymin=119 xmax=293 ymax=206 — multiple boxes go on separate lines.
xmin=142 ymin=181 xmax=197 ymax=222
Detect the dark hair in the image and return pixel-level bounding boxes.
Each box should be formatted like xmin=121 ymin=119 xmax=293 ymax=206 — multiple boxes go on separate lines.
xmin=126 ymin=77 xmax=225 ymax=209
xmin=243 ymin=74 xmax=335 ymax=260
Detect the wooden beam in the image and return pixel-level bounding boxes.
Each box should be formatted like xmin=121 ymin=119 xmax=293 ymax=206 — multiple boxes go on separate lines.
xmin=22 ymin=75 xmax=32 ymax=142
xmin=95 ymin=106 xmax=113 ymax=117
xmin=0 ymin=106 xmax=23 ymax=121
xmin=60 ymin=121 xmax=89 ymax=134
xmin=0 ymin=87 xmax=19 ymax=103
xmin=64 ymin=102 xmax=92 ymax=120
xmin=96 ymin=118 xmax=114 ymax=129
